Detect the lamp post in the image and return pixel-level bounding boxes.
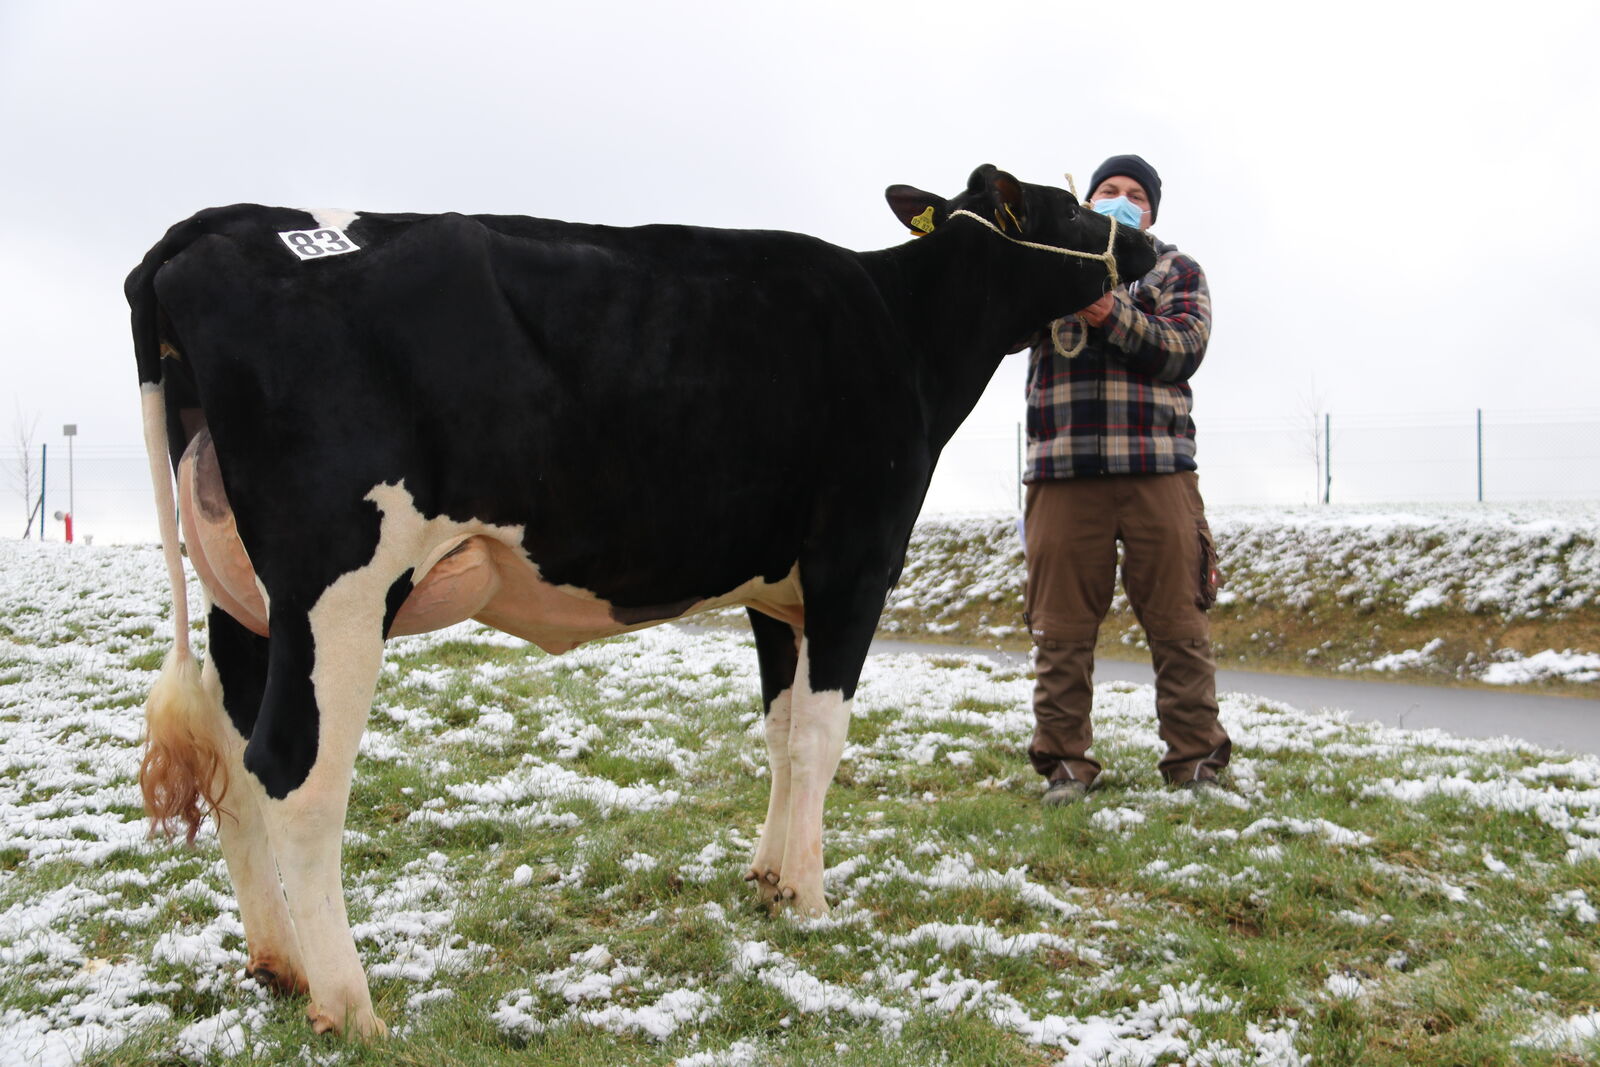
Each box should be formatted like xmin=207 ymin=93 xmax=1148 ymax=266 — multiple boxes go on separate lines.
xmin=62 ymin=424 xmax=76 ymax=543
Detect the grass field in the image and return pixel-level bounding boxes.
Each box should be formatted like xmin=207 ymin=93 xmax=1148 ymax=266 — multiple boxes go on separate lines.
xmin=2 ymin=541 xmax=1599 ymax=1066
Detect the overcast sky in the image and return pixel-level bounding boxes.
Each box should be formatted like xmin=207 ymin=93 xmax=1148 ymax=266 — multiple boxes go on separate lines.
xmin=3 ymin=0 xmax=1598 ymax=531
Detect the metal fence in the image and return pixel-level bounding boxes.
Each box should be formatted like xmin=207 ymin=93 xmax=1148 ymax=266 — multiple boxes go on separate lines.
xmin=926 ymin=409 xmax=1600 ymax=514
xmin=6 ymin=410 xmax=1600 ymax=542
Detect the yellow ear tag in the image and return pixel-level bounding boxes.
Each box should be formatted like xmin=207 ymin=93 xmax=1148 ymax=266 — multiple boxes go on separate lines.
xmin=910 ymin=206 xmax=936 ymax=234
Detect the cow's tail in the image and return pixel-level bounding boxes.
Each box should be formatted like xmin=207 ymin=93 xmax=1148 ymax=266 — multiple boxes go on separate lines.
xmin=130 ymin=252 xmax=229 ymax=845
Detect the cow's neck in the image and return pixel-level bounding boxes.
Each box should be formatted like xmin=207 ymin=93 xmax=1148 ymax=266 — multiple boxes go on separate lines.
xmin=864 ymin=228 xmax=1075 ymax=448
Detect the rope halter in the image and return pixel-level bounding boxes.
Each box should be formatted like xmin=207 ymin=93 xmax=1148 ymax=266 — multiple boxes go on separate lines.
xmin=944 ymin=208 xmax=1123 ymax=359
xmin=944 ymin=207 xmax=1121 ymax=291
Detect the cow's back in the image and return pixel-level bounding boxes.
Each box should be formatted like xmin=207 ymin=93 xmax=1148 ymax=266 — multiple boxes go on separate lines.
xmin=142 ymin=205 xmax=924 ymax=610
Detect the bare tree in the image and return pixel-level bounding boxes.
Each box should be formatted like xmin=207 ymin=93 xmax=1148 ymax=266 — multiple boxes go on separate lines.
xmin=1299 ymin=387 xmax=1326 ymax=504
xmin=10 ymin=406 xmax=40 ymax=538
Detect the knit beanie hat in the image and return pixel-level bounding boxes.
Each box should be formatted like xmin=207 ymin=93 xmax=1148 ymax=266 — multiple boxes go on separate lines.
xmin=1088 ymin=154 xmax=1162 ymax=223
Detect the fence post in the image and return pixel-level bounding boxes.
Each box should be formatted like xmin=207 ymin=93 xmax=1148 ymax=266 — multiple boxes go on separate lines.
xmin=39 ymin=443 xmax=47 ymax=541
xmin=1476 ymin=408 xmax=1484 ymax=503
xmin=1323 ymin=413 xmax=1331 ymax=504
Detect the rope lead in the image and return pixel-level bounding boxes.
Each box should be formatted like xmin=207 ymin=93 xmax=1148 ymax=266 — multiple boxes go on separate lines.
xmin=944 ymin=208 xmax=1122 ymax=360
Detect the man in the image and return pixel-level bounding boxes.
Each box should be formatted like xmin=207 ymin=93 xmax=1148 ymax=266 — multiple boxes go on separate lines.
xmin=1022 ymin=154 xmax=1230 ymax=806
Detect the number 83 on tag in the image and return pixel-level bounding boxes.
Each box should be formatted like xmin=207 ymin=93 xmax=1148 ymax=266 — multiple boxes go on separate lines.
xmin=278 ymin=227 xmax=360 ymax=261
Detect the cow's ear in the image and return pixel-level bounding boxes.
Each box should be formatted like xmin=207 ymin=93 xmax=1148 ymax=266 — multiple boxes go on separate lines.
xmin=886 ymin=185 xmax=946 ymax=237
xmin=989 ymin=169 xmax=1027 ymax=234
xmin=965 ymin=164 xmax=1027 ymax=233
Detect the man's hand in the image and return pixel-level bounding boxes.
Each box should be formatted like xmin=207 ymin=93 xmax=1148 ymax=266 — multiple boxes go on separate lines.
xmin=1077 ymin=292 xmax=1116 ymax=327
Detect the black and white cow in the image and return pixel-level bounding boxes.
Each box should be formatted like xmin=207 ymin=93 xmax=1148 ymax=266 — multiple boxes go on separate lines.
xmin=127 ymin=165 xmax=1155 ymax=1037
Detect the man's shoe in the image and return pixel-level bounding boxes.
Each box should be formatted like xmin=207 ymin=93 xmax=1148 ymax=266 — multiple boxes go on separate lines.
xmin=1043 ymin=778 xmax=1090 ymax=807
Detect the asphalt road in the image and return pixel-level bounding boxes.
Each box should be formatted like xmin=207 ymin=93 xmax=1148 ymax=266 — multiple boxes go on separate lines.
xmin=867 ymin=636 xmax=1600 ymax=756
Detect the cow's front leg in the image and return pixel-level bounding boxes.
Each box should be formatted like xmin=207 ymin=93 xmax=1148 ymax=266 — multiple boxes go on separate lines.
xmin=202 ymin=607 xmax=308 ymax=997
xmin=245 ymin=584 xmax=390 ymax=1039
xmin=745 ymin=610 xmax=800 ymax=905
xmin=773 ymin=553 xmax=887 ymax=917
xmin=777 ymin=634 xmax=862 ymax=917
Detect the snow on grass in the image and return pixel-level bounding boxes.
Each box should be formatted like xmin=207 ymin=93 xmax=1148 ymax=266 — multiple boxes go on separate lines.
xmin=885 ymin=503 xmax=1600 ymax=687
xmin=2 ymin=539 xmax=1599 ymax=1065
xmin=1211 ymin=502 xmax=1600 ymax=617
xmin=1482 ymin=649 xmax=1600 ymax=685
xmin=900 ymin=502 xmax=1600 ymax=629
xmin=1515 ymin=1009 xmax=1600 ymax=1054
xmin=1351 ymin=638 xmax=1445 ymax=673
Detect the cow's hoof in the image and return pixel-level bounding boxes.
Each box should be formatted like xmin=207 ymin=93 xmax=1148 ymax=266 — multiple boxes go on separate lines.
xmin=746 ymin=867 xmax=784 ymax=906
xmin=777 ymin=884 xmax=830 ymax=918
xmin=307 ymin=1003 xmax=388 ymax=1040
xmin=247 ymin=956 xmax=309 ymax=997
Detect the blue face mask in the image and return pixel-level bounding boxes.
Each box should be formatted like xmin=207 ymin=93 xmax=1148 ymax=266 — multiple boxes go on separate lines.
xmin=1091 ymin=195 xmax=1145 ymax=229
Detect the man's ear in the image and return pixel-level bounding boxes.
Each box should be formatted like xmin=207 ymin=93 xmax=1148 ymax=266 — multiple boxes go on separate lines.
xmin=886 ymin=184 xmax=946 ymax=236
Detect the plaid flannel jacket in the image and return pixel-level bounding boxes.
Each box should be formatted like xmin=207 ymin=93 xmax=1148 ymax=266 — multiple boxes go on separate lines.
xmin=1024 ymin=238 xmax=1210 ymax=480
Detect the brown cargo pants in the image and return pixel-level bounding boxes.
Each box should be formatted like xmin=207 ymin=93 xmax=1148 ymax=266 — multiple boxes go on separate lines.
xmin=1024 ymin=471 xmax=1231 ymax=786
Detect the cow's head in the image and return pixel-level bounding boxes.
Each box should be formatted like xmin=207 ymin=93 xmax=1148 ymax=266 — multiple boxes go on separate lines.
xmin=885 ymin=164 xmax=1158 ymax=305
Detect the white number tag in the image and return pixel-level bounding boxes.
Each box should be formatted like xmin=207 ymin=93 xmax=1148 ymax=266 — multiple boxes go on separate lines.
xmin=278 ymin=227 xmax=361 ymax=261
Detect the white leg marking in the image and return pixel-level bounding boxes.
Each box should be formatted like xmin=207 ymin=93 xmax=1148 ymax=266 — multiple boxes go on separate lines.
xmin=748 ymin=686 xmax=793 ymax=903
xmin=201 ymin=657 xmax=306 ymax=995
xmin=254 ymin=482 xmax=456 ymax=1038
xmin=258 ymin=571 xmax=388 ymax=1037
xmin=779 ymin=641 xmax=852 ymax=916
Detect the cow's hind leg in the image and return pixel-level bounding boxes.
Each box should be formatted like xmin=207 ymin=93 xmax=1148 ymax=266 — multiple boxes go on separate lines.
xmin=745 ymin=609 xmax=800 ymax=907
xmin=245 ymin=571 xmax=397 ymax=1039
xmin=201 ymin=606 xmax=308 ymax=996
